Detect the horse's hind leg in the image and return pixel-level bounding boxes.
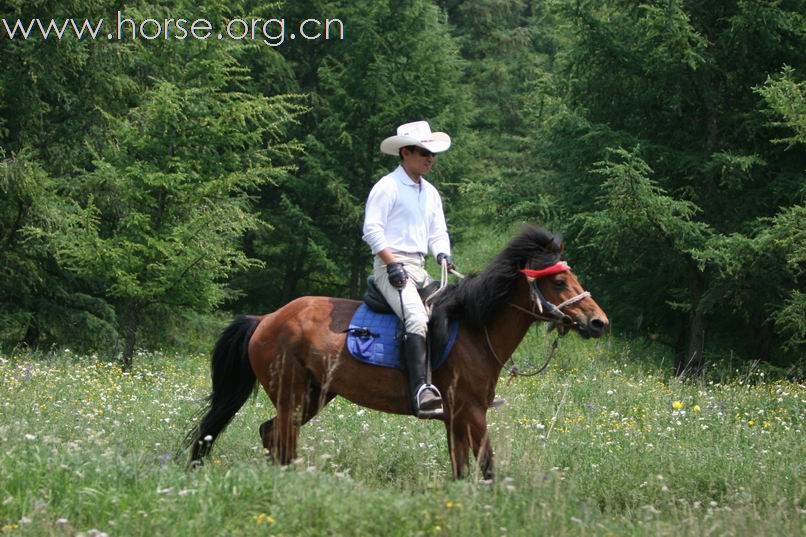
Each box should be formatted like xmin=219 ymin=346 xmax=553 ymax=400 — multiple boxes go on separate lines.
xmin=260 ymin=379 xmax=336 ymax=463
xmin=259 ymin=419 xmax=276 ymax=456
xmin=271 ymin=383 xmax=304 ymax=464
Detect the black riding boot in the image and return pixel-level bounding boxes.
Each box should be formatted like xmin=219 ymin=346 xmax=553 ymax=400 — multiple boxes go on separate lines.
xmin=403 ymin=333 xmax=443 ymax=418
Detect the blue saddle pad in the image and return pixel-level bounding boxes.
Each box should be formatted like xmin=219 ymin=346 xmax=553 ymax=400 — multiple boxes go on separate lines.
xmin=346 ymin=304 xmax=459 ymax=370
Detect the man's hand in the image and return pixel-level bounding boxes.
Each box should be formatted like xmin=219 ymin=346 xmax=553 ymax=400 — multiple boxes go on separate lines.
xmin=386 ymin=262 xmax=408 ymax=289
xmin=436 ymin=253 xmax=456 ymax=272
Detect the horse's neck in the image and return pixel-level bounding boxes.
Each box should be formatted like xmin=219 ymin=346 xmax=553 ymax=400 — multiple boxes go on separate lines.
xmin=484 ymin=280 xmax=535 ymax=367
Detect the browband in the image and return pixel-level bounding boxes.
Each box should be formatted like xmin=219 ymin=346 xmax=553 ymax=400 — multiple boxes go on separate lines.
xmin=520 ymin=262 xmax=570 ymax=279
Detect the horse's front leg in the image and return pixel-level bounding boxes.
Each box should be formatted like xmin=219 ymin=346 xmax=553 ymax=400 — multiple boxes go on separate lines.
xmin=472 ymin=427 xmax=494 ymax=482
xmin=445 ymin=408 xmax=493 ymax=481
xmin=445 ymin=419 xmax=470 ymax=479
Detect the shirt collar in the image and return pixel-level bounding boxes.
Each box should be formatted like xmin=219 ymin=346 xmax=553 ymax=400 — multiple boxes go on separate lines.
xmin=393 ymin=165 xmax=423 ymax=187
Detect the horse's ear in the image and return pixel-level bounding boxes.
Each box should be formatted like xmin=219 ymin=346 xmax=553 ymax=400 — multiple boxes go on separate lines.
xmin=551 ymin=234 xmax=564 ymax=253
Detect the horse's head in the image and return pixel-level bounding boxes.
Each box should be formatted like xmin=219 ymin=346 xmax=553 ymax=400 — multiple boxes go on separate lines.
xmin=531 ymin=267 xmax=609 ymax=338
xmin=436 ymin=225 xmax=609 ymax=338
xmin=520 ymin=234 xmax=608 ymax=338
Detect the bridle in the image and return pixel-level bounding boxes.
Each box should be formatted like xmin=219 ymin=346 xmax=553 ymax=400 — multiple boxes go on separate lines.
xmin=514 ymin=262 xmax=591 ymax=331
xmin=492 ymin=262 xmax=591 ymax=376
xmin=433 ymin=259 xmax=593 ymax=376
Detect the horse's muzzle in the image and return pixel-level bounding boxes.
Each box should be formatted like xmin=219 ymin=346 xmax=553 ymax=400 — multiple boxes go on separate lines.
xmin=577 ymin=316 xmax=608 ymax=338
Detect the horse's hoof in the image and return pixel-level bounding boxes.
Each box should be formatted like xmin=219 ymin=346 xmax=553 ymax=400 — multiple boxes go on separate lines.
xmin=489 ymin=396 xmax=506 ymax=409
xmin=478 ymin=478 xmax=494 ymax=485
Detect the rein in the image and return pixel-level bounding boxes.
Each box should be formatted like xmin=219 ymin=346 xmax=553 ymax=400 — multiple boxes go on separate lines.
xmin=433 ymin=260 xmax=591 ymax=378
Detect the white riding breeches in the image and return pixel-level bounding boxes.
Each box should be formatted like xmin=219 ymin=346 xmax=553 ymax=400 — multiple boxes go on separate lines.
xmin=372 ymin=252 xmax=433 ymax=337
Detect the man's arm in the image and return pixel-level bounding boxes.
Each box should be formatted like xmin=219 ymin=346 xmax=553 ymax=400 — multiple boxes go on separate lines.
xmin=376 ymin=248 xmax=398 ymax=265
xmin=427 ymin=190 xmax=451 ymax=259
xmin=362 ymin=178 xmax=396 ymax=257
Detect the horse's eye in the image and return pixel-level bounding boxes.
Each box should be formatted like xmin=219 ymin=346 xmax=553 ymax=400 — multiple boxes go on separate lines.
xmin=553 ymin=279 xmax=567 ymax=290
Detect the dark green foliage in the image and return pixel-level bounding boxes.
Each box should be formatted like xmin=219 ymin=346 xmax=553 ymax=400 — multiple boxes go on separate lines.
xmin=0 ymin=0 xmax=301 ymax=365
xmin=1 ymin=0 xmax=802 ymax=370
xmin=474 ymin=0 xmax=806 ymax=369
xmin=0 ymin=0 xmax=128 ymax=352
xmin=0 ymin=149 xmax=118 ymax=351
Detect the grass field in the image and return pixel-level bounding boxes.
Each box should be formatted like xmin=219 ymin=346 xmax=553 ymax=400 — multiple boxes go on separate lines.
xmin=1 ymin=333 xmax=803 ymax=536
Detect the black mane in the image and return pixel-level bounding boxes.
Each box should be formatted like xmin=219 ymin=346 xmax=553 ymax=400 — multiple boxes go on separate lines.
xmin=433 ymin=225 xmax=564 ymax=328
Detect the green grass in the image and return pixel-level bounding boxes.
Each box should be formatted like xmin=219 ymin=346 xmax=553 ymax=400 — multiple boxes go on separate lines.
xmin=1 ymin=337 xmax=803 ymax=536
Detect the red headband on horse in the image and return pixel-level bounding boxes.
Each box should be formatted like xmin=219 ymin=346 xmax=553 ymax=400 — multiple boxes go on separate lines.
xmin=520 ymin=261 xmax=570 ymax=280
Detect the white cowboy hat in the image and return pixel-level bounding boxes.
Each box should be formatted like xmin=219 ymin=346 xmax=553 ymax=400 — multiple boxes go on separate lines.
xmin=379 ymin=121 xmax=451 ymax=155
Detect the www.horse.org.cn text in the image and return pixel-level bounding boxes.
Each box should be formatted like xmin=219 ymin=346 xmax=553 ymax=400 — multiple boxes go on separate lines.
xmin=1 ymin=12 xmax=346 ymax=47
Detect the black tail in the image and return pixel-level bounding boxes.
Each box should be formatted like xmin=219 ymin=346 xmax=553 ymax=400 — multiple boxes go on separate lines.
xmin=183 ymin=315 xmax=260 ymax=466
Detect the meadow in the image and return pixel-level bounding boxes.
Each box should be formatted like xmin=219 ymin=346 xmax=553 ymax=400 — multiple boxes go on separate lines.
xmin=0 ymin=333 xmax=803 ymax=537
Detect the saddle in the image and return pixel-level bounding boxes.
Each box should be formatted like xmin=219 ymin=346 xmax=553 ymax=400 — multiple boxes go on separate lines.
xmin=363 ymin=277 xmax=441 ymax=314
xmin=345 ymin=277 xmax=455 ymax=370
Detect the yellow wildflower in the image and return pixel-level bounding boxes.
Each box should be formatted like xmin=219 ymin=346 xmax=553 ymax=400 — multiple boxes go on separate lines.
xmin=672 ymin=401 xmax=684 ymax=410
xmin=253 ymin=513 xmax=276 ymax=525
xmin=692 ymin=405 xmax=701 ymax=413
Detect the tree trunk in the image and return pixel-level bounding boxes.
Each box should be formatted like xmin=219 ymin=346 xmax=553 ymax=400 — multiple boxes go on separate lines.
xmin=676 ymin=269 xmax=708 ymax=378
xmin=3 ymin=200 xmax=28 ymax=249
xmin=747 ymin=314 xmax=774 ymax=363
xmin=22 ymin=322 xmax=39 ymax=349
xmin=281 ymin=243 xmax=306 ymax=302
xmin=758 ymin=321 xmax=773 ymax=363
xmin=677 ymin=311 xmax=707 ymax=378
xmin=121 ymin=306 xmax=139 ymax=371
xmin=348 ymin=240 xmax=366 ymax=299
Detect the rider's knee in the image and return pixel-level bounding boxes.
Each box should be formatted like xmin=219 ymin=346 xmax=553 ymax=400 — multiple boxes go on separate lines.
xmin=404 ymin=314 xmax=428 ymax=337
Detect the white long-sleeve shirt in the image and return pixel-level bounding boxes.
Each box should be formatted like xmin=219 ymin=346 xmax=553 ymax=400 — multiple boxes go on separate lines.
xmin=362 ymin=165 xmax=451 ymax=259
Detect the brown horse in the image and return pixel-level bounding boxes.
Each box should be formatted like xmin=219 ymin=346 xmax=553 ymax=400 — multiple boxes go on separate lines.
xmin=183 ymin=225 xmax=608 ymax=480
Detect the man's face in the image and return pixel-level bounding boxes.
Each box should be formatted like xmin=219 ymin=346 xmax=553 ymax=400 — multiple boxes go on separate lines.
xmin=401 ymin=146 xmax=436 ymax=177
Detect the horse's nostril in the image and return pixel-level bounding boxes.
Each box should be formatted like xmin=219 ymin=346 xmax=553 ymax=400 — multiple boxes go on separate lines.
xmin=590 ymin=318 xmax=606 ymax=332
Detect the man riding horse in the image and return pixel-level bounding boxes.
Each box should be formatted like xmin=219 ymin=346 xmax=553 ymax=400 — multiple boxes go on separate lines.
xmin=362 ymin=120 xmax=455 ymax=419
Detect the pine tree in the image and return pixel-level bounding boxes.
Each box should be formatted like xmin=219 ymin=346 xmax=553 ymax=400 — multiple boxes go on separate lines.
xmin=0 ymin=0 xmax=302 ymax=366
xmin=476 ymin=0 xmax=806 ymax=371
xmin=0 ymin=0 xmax=128 ymax=351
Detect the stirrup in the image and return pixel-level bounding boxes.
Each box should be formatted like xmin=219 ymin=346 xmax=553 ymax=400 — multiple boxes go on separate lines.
xmin=414 ymin=384 xmax=444 ymax=419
